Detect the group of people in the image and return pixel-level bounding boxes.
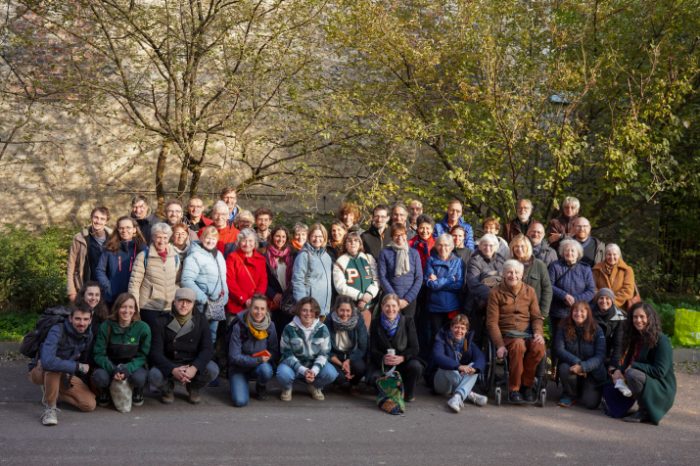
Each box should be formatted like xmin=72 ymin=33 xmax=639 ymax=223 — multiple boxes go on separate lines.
xmin=29 ymin=190 xmax=675 ymax=426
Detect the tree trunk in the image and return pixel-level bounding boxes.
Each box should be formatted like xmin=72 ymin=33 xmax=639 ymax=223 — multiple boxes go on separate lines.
xmin=155 ymin=139 xmax=172 ymax=215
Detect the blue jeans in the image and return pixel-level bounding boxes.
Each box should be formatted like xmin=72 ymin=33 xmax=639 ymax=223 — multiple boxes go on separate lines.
xmin=276 ymin=363 xmax=338 ymax=390
xmin=209 ymin=320 xmax=219 ymax=346
xmin=229 ymin=363 xmax=274 ymax=407
xmin=92 ymin=367 xmax=148 ymax=389
xmin=148 ymin=361 xmax=220 ymax=390
xmin=433 ymin=368 xmax=479 ymax=399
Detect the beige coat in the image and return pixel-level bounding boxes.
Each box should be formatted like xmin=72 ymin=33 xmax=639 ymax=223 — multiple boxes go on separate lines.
xmin=66 ymin=226 xmax=112 ymax=298
xmin=128 ymin=244 xmax=179 ymax=311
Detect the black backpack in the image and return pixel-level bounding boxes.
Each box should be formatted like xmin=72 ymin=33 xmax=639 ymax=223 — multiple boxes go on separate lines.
xmin=19 ymin=306 xmax=72 ymax=359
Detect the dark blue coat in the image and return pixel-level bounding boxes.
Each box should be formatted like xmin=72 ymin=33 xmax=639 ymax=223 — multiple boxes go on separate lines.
xmin=227 ymin=311 xmax=279 ymax=375
xmin=434 ymin=215 xmax=475 ymax=251
xmin=426 ymin=328 xmax=485 ymax=384
xmin=548 ymin=260 xmax=596 ymax=319
xmin=326 ymin=317 xmax=368 ymax=363
xmin=378 ymin=247 xmax=423 ymax=303
xmin=554 ymin=325 xmax=607 ymax=384
xmin=425 ymin=253 xmax=464 ymax=313
xmin=96 ymin=240 xmax=143 ymax=304
xmin=39 ymin=320 xmax=93 ymax=374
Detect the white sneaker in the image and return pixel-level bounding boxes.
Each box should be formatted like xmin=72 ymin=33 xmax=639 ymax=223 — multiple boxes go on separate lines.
xmin=447 ymin=394 xmax=463 ymax=413
xmin=307 ymin=384 xmax=325 ymax=401
xmin=615 ymin=379 xmax=632 ymax=397
xmin=41 ymin=407 xmax=59 ymax=426
xmin=280 ymin=388 xmax=292 ymax=402
xmin=467 ymin=391 xmax=488 ymax=407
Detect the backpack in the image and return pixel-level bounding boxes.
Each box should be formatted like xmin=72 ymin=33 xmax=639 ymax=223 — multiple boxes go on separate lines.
xmin=19 ymin=306 xmax=72 ymax=359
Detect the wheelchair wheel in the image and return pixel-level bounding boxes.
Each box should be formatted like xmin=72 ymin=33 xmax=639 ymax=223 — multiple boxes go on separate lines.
xmin=494 ymin=386 xmax=502 ymax=406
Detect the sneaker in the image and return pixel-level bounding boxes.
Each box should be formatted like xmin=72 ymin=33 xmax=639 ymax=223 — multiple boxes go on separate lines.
xmin=508 ymin=391 xmax=523 ymax=404
xmin=307 ymin=384 xmax=325 ymax=401
xmin=558 ymin=396 xmax=574 ymax=408
xmin=255 ymin=383 xmax=268 ymax=401
xmin=447 ymin=394 xmax=464 ymax=413
xmin=41 ymin=407 xmax=59 ymax=426
xmin=161 ymin=381 xmax=175 ymax=404
xmin=280 ymin=388 xmax=293 ymax=401
xmin=466 ymin=391 xmax=487 ymax=407
xmin=522 ymin=386 xmax=535 ymax=403
xmin=97 ymin=391 xmax=111 ymax=408
xmin=187 ymin=385 xmax=201 ymax=404
xmin=132 ymin=388 xmax=144 ymax=407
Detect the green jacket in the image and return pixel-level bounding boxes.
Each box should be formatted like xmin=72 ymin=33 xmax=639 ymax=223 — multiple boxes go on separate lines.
xmin=624 ymin=333 xmax=676 ymax=425
xmin=93 ymin=320 xmax=151 ymax=376
xmin=523 ymin=258 xmax=553 ymax=318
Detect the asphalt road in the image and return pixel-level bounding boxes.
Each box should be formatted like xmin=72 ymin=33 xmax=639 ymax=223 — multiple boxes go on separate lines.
xmin=0 ymin=360 xmax=697 ymax=466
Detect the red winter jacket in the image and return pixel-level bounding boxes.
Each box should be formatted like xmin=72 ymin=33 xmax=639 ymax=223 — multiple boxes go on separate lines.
xmin=225 ymin=249 xmax=267 ymax=314
xmin=409 ymin=235 xmax=435 ymax=271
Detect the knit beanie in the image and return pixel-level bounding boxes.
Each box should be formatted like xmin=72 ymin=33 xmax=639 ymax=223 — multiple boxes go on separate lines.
xmin=594 ymin=288 xmax=615 ymax=302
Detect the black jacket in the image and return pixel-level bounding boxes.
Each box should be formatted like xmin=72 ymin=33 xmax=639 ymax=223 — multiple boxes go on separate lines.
xmin=150 ymin=311 xmax=213 ymax=374
xmin=361 ymin=225 xmax=392 ymax=261
xmin=369 ymin=315 xmax=419 ymax=368
xmin=592 ymin=303 xmax=625 ymax=369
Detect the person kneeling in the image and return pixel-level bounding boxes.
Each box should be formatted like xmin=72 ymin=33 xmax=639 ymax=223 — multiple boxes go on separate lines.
xmin=148 ymin=288 xmax=219 ymax=404
xmin=554 ymin=301 xmax=606 ymax=409
xmin=486 ymin=260 xmax=546 ymax=404
xmin=92 ymin=293 xmax=151 ymax=411
xmin=276 ymin=297 xmax=338 ymax=401
xmin=430 ymin=314 xmax=487 ymax=412
xmin=228 ymin=294 xmax=278 ymax=407
xmin=28 ymin=303 xmax=96 ymax=426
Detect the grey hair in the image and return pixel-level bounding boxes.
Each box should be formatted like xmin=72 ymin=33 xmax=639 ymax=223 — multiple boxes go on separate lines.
xmin=149 ymin=222 xmax=173 ymax=240
xmin=293 ymin=222 xmax=309 ymax=233
xmin=436 ymin=233 xmax=455 ymax=252
xmin=562 ymin=196 xmax=580 ymax=211
xmin=605 ymin=243 xmax=622 ymax=257
xmin=237 ymin=227 xmax=257 ymax=244
xmin=479 ymin=233 xmax=498 ymax=247
xmin=211 ymin=200 xmax=230 ymax=214
xmin=502 ymin=259 xmax=524 ymax=275
xmin=559 ymin=238 xmax=584 ymax=261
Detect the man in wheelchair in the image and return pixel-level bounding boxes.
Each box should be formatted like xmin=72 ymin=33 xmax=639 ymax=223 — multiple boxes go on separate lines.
xmin=486 ymin=260 xmax=546 ymax=404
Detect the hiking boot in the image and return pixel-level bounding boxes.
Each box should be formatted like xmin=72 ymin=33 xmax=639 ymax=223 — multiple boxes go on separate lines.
xmin=466 ymin=391 xmax=487 ymax=407
xmin=41 ymin=407 xmax=59 ymax=426
xmin=97 ymin=391 xmax=111 ymax=408
xmin=307 ymin=384 xmax=325 ymax=401
xmin=161 ymin=381 xmax=175 ymax=404
xmin=187 ymin=385 xmax=201 ymax=404
xmin=132 ymin=387 xmax=144 ymax=407
xmin=447 ymin=394 xmax=463 ymax=413
xmin=255 ymin=383 xmax=268 ymax=401
xmin=280 ymin=388 xmax=293 ymax=402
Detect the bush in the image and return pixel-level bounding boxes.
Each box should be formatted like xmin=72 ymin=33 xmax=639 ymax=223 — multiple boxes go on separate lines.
xmin=0 ymin=311 xmax=38 ymax=341
xmin=0 ymin=226 xmax=73 ymax=314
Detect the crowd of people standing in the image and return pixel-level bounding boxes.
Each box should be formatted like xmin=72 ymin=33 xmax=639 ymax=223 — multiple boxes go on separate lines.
xmin=29 ymin=189 xmax=675 ymax=426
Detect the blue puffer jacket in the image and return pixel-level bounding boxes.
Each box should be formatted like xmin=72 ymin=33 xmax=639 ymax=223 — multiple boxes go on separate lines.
xmin=554 ymin=325 xmax=607 ymax=384
xmin=227 ymin=311 xmax=279 ymax=375
xmin=377 ymin=247 xmax=423 ymax=303
xmin=39 ymin=320 xmax=93 ymax=374
xmin=292 ymin=243 xmax=333 ymax=316
xmin=96 ymin=240 xmax=143 ymax=304
xmin=548 ymin=260 xmax=596 ymax=319
xmin=425 ymin=253 xmax=464 ymax=312
xmin=434 ymin=215 xmax=475 ymax=251
xmin=180 ymin=241 xmax=228 ymax=305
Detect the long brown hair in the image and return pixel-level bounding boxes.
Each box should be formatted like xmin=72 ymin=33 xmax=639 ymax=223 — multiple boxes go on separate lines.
xmin=108 ymin=292 xmax=141 ymax=323
xmin=105 ymin=216 xmax=146 ymax=252
xmin=564 ymin=301 xmax=597 ymax=342
xmin=624 ymin=302 xmax=661 ymax=349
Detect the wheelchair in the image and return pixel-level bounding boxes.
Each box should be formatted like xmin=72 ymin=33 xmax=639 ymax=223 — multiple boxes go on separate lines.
xmin=482 ymin=337 xmax=550 ymax=407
